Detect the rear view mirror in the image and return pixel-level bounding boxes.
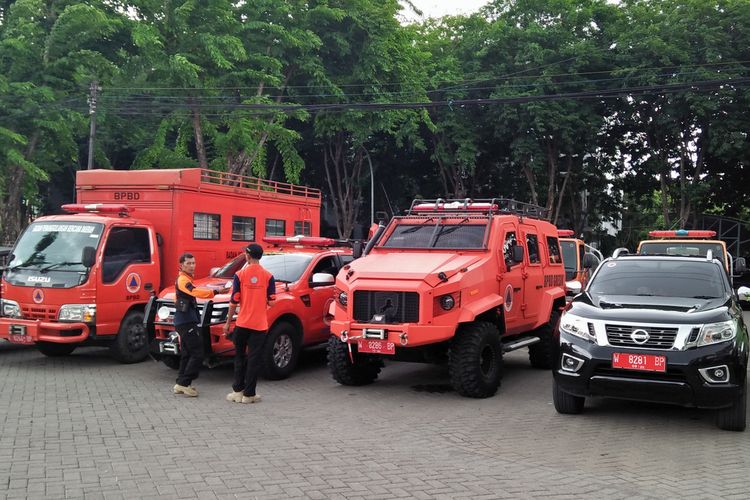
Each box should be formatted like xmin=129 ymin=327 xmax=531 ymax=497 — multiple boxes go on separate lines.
xmin=566 ymin=280 xmax=583 ymax=296
xmin=82 ymin=246 xmax=96 ymax=268
xmin=583 ymin=253 xmax=600 ymax=269
xmin=352 ymin=241 xmax=363 ymax=260
xmin=512 ymin=244 xmax=524 ymax=263
xmin=735 ymin=257 xmax=747 ymax=274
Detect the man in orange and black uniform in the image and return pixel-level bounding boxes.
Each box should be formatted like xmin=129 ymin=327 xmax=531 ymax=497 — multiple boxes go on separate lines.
xmin=173 ymin=253 xmax=217 ymax=397
xmin=223 ymin=243 xmax=275 ymax=404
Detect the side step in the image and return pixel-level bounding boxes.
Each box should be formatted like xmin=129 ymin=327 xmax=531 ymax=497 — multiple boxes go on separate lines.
xmin=503 ymin=337 xmax=540 ymax=352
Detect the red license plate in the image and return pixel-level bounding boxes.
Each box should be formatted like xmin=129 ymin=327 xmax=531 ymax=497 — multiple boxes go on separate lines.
xmin=8 ymin=334 xmax=34 ymax=345
xmin=612 ymin=352 xmax=666 ymax=372
xmin=357 ymin=339 xmax=396 ymax=355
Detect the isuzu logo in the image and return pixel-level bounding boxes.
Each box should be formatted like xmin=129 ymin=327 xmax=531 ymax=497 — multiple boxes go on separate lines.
xmin=630 ymin=329 xmax=650 ymax=345
xmin=27 ymin=276 xmax=51 ymax=283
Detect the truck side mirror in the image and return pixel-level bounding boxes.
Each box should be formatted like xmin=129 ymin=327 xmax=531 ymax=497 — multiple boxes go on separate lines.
xmin=353 ymin=241 xmax=363 ymax=260
xmin=566 ymin=280 xmax=583 ymax=296
xmin=512 ymin=244 xmax=524 ymax=263
xmin=583 ymin=253 xmax=600 ymax=269
xmin=735 ymin=257 xmax=747 ymax=274
xmin=738 ymin=286 xmax=750 ymax=301
xmin=82 ymin=246 xmax=96 ymax=268
xmin=311 ymin=273 xmax=335 ymax=287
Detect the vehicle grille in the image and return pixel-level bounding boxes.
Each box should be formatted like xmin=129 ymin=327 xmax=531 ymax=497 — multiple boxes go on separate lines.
xmin=605 ymin=324 xmax=678 ymax=349
xmin=22 ymin=305 xmax=58 ymax=321
xmin=353 ymin=291 xmax=419 ymax=324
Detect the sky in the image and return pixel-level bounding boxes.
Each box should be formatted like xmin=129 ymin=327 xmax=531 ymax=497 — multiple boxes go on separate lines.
xmin=400 ymin=0 xmax=490 ymax=21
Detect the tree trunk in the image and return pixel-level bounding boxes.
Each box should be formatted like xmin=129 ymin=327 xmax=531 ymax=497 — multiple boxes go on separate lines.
xmin=544 ymin=139 xmax=558 ymax=215
xmin=322 ymin=134 xmax=363 ymax=238
xmin=554 ymin=156 xmax=573 ymax=225
xmin=521 ymin=162 xmax=539 ymax=206
xmin=190 ymin=99 xmax=208 ymax=169
xmin=0 ymin=131 xmax=40 ymax=244
xmin=659 ymin=167 xmax=670 ymax=226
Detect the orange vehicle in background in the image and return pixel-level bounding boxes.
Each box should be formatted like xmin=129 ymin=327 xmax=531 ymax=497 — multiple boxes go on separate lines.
xmin=0 ymin=169 xmax=320 ymax=362
xmin=328 ymin=198 xmax=567 ymax=398
xmin=557 ymin=230 xmax=602 ymax=297
xmin=147 ymin=236 xmax=353 ymax=379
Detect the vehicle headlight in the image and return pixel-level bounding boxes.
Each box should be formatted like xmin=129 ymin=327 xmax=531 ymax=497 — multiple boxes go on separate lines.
xmin=58 ymin=304 xmax=96 ymax=324
xmin=439 ymin=294 xmax=455 ymax=311
xmin=156 ymin=306 xmax=172 ymax=321
xmin=1 ymin=299 xmax=21 ymax=318
xmin=697 ymin=320 xmax=736 ymax=346
xmin=559 ymin=312 xmax=595 ymax=342
xmin=338 ymin=291 xmax=348 ymax=307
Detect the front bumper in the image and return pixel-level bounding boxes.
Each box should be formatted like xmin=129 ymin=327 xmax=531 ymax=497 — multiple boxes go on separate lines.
xmin=330 ymin=319 xmax=455 ymax=347
xmin=554 ymin=331 xmax=747 ymax=409
xmin=0 ymin=317 xmax=90 ymax=344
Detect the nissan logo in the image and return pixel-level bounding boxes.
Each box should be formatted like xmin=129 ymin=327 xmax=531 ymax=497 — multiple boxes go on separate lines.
xmin=630 ymin=329 xmax=650 ymax=345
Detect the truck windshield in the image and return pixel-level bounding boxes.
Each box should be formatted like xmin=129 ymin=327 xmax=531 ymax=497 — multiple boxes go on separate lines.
xmin=560 ymin=240 xmax=578 ymax=280
xmin=8 ymin=222 xmax=104 ymax=273
xmin=588 ymin=260 xmax=727 ymax=299
xmin=382 ymin=222 xmax=487 ymax=249
xmin=639 ymin=242 xmax=725 ymax=265
xmin=213 ymin=253 xmax=314 ymax=283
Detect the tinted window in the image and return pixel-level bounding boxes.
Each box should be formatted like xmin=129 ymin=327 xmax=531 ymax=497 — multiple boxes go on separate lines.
xmin=232 ymin=216 xmax=255 ymax=241
xmin=639 ymin=242 xmax=725 ymax=264
xmin=102 ymin=227 xmax=150 ymax=283
xmin=561 ymin=240 xmax=578 ymax=279
xmin=311 ymin=256 xmax=338 ymax=278
xmin=547 ymin=236 xmax=562 ymax=265
xmin=382 ymin=223 xmax=486 ymax=249
xmin=588 ymin=260 xmax=727 ymax=299
xmin=526 ymin=234 xmax=540 ymax=264
xmin=503 ymin=232 xmax=518 ymax=269
xmin=214 ymin=253 xmax=313 ymax=283
xmin=194 ymin=213 xmax=220 ymax=240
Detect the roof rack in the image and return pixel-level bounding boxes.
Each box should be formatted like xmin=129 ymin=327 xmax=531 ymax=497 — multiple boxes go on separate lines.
xmin=612 ymin=247 xmax=630 ymax=259
xmin=407 ymin=198 xmax=549 ymax=220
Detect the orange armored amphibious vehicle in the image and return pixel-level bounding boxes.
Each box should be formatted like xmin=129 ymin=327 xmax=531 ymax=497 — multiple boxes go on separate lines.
xmin=328 ymin=198 xmax=567 ymax=398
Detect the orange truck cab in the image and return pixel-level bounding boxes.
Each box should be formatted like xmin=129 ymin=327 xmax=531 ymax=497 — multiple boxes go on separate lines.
xmin=637 ymin=230 xmax=747 ymax=283
xmin=557 ymin=230 xmax=603 ymax=297
xmin=328 ymin=198 xmax=567 ymax=398
xmin=146 ymin=236 xmax=353 ymax=379
xmin=0 ymin=168 xmax=320 ymax=362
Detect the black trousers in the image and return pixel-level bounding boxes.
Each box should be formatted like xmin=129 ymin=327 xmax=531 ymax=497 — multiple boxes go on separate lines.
xmin=176 ymin=322 xmax=204 ymax=387
xmin=232 ymin=327 xmax=267 ymax=397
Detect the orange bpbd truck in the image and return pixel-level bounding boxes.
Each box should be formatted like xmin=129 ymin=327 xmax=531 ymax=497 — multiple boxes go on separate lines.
xmin=557 ymin=229 xmax=602 ymax=296
xmin=0 ymin=168 xmax=320 ymax=362
xmin=328 ymin=198 xmax=567 ymax=398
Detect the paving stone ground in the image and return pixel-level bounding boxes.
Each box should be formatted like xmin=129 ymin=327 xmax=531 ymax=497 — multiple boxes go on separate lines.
xmin=1 ymin=311 xmax=749 ymax=499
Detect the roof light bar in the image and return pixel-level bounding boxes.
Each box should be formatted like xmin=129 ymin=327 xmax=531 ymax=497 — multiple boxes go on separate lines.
xmin=412 ymin=202 xmax=499 ymax=212
xmin=557 ymin=230 xmax=575 ymax=237
xmin=647 ymin=230 xmax=717 ymax=239
xmin=263 ymin=236 xmax=336 ymax=247
xmin=61 ymin=203 xmax=131 ymax=214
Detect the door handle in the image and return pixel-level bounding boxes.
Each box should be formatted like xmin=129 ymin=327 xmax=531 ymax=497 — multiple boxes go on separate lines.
xmin=536 ymin=285 xmax=543 ymax=289
xmin=144 ymin=283 xmax=153 ymax=291
xmin=513 ymin=287 xmax=521 ymax=292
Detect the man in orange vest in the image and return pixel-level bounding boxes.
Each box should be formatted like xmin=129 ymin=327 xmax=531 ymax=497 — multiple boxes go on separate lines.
xmin=173 ymin=253 xmax=218 ymax=397
xmin=223 ymin=243 xmax=276 ymax=404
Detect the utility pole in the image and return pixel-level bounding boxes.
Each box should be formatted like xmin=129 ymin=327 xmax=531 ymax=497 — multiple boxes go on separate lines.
xmin=87 ymin=80 xmax=99 ymax=170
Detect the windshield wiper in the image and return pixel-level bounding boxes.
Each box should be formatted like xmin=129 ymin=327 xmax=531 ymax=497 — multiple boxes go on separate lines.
xmin=39 ymin=261 xmax=82 ymax=273
xmin=402 ymin=218 xmax=435 ymax=234
xmin=435 ymin=218 xmax=470 ymax=238
xmin=691 ymin=295 xmax=719 ymax=299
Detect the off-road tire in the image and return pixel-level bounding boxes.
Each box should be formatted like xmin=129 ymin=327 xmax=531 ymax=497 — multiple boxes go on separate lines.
xmin=261 ymin=322 xmax=301 ymax=380
xmin=110 ymin=310 xmax=149 ymax=364
xmin=449 ymin=321 xmax=503 ymax=398
xmin=162 ymin=355 xmax=180 ymax=370
xmin=716 ymin=379 xmax=747 ymax=431
xmin=37 ymin=342 xmax=76 ymax=357
xmin=553 ymin=378 xmax=585 ymax=414
xmin=327 ymin=336 xmax=383 ymax=386
xmin=529 ymin=310 xmax=561 ymax=369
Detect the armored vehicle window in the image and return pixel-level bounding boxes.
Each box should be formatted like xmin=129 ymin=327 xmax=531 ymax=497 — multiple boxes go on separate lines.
xmin=102 ymin=227 xmax=150 ymax=283
xmin=503 ymin=232 xmax=518 ymax=269
xmin=266 ymin=219 xmax=286 ymax=236
xmin=294 ymin=221 xmax=312 ymax=236
xmin=547 ymin=236 xmax=562 ymax=265
xmin=588 ymin=260 xmax=728 ymax=299
xmin=231 ymin=216 xmax=255 ymax=241
xmin=526 ymin=234 xmax=540 ymax=264
xmin=194 ymin=213 xmax=220 ymax=240
xmin=561 ymin=240 xmax=577 ymax=280
xmin=382 ymin=223 xmax=486 ymax=249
